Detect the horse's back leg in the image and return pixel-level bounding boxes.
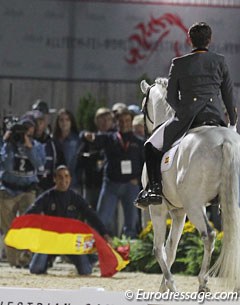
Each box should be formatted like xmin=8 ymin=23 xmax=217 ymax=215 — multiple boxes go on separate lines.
xmin=159 ymin=208 xmax=186 ymax=292
xmin=186 ymin=206 xmax=216 ymax=292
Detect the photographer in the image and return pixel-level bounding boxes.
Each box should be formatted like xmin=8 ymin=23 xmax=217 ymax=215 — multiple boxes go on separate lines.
xmin=0 ymin=116 xmax=45 ymax=267
xmin=31 ymin=101 xmax=65 ymax=193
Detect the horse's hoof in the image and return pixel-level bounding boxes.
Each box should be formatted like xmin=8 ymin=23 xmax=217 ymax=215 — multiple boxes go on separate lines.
xmin=198 ymin=286 xmax=210 ymax=293
xmin=159 ymin=284 xmax=168 ymax=293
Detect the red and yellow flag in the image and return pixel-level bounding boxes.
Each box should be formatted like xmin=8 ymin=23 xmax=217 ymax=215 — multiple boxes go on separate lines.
xmin=5 ymin=214 xmax=129 ymax=277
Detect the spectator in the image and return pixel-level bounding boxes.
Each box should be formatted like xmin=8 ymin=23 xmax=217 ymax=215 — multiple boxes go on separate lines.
xmin=128 ymin=104 xmax=142 ymax=116
xmin=30 ymin=104 xmax=65 ymax=193
xmin=94 ymin=107 xmax=114 ymax=133
xmin=111 ymin=103 xmax=127 ymax=130
xmin=132 ymin=114 xmax=145 ymax=140
xmin=53 ymin=108 xmax=81 ymax=190
xmin=111 ymin=103 xmax=127 ymax=115
xmin=132 ymin=113 xmax=148 ymax=228
xmin=83 ymin=108 xmax=144 ymax=238
xmin=78 ymin=107 xmax=114 ymax=209
xmin=32 ymin=99 xmax=56 ymax=134
xmin=0 ymin=229 xmax=4 ymax=261
xmin=0 ymin=116 xmax=45 ymax=267
xmin=25 ymin=165 xmax=110 ymax=275
xmin=0 ymin=134 xmax=3 ymax=151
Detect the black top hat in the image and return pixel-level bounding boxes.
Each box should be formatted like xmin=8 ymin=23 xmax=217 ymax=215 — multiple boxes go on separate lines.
xmin=32 ymin=99 xmax=56 ymax=114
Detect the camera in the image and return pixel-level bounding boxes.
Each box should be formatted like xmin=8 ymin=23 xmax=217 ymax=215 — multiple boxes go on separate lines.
xmin=2 ymin=114 xmax=35 ymax=145
xmin=3 ymin=116 xmax=28 ymax=144
xmin=2 ymin=115 xmax=19 ymax=134
xmin=2 ymin=116 xmax=26 ymax=144
xmin=10 ymin=123 xmax=29 ymax=144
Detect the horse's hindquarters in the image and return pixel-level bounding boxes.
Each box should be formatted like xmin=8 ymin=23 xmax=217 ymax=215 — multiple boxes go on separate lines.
xmin=162 ymin=127 xmax=227 ymax=208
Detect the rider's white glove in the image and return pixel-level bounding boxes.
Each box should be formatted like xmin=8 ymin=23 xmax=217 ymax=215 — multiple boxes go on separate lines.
xmin=228 ymin=124 xmax=237 ymax=132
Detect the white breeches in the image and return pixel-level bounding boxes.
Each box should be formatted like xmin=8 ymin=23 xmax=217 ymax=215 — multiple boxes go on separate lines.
xmin=145 ymin=118 xmax=174 ymax=150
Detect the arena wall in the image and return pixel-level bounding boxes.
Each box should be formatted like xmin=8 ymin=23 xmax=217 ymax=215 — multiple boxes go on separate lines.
xmin=1 ymin=0 xmax=240 ymax=129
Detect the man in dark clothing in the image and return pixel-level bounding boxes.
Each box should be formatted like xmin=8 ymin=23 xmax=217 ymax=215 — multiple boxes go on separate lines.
xmin=30 ymin=105 xmax=65 ymax=193
xmin=83 ymin=108 xmax=144 ymax=238
xmin=78 ymin=107 xmax=114 ymax=209
xmin=136 ymin=22 xmax=237 ymax=208
xmin=25 ymin=165 xmax=110 ymax=275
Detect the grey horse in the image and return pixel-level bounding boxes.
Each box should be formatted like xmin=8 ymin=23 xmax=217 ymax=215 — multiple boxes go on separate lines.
xmin=139 ymin=78 xmax=240 ymax=293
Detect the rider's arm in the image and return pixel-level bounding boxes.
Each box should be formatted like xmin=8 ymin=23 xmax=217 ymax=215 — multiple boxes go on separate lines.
xmin=220 ymin=56 xmax=238 ymax=126
xmin=166 ymin=58 xmax=180 ymax=112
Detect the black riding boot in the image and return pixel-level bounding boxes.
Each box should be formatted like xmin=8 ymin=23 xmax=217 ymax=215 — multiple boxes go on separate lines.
xmin=135 ymin=143 xmax=163 ymax=208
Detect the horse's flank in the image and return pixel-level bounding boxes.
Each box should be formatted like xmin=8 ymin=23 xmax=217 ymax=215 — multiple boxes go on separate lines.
xmin=163 ymin=126 xmax=228 ymax=207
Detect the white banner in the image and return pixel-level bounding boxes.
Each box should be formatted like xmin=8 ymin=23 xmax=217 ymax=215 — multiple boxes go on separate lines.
xmin=0 ymin=0 xmax=239 ymax=82
xmin=0 ymin=286 xmax=238 ymax=304
xmin=0 ymin=287 xmax=140 ymax=305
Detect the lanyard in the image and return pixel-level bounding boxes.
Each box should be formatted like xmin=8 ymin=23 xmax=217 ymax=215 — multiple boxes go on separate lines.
xmin=117 ymin=132 xmax=130 ymax=152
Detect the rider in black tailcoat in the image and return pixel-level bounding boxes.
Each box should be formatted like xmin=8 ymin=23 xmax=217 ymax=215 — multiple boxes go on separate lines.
xmin=136 ymin=22 xmax=238 ymax=208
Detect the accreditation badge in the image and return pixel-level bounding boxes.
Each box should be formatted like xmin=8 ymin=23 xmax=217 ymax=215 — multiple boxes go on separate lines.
xmin=121 ymin=160 xmax=132 ymax=174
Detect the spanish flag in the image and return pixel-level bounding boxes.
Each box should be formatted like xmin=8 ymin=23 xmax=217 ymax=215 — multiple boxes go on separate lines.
xmin=4 ymin=214 xmax=129 ymax=277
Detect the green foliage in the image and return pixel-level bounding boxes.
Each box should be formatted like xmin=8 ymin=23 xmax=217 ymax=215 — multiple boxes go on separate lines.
xmin=112 ymin=235 xmax=131 ymax=248
xmin=76 ymin=93 xmax=106 ymax=131
xmin=127 ymin=233 xmax=161 ymax=273
xmin=115 ymin=220 xmax=223 ymax=275
xmin=174 ymin=227 xmax=222 ymax=275
xmin=175 ymin=233 xmax=204 ymax=274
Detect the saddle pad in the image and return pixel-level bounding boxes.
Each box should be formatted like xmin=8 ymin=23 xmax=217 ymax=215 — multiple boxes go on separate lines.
xmin=160 ymin=126 xmax=215 ymax=172
xmin=161 ymin=144 xmax=179 ymax=172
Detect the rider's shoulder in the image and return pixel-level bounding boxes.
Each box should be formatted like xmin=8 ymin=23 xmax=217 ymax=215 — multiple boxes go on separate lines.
xmin=171 ymin=53 xmax=192 ymax=64
xmin=173 ymin=52 xmax=196 ymax=60
xmin=173 ymin=51 xmax=224 ymax=62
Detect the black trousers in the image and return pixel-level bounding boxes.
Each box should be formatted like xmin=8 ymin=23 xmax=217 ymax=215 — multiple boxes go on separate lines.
xmin=162 ymin=116 xmax=194 ymax=153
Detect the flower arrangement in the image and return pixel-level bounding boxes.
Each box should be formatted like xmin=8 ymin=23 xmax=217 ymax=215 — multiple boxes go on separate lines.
xmin=113 ymin=219 xmax=223 ymax=275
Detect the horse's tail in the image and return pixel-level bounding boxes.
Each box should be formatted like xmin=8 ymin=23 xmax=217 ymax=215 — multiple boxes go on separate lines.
xmin=210 ymin=140 xmax=240 ymax=290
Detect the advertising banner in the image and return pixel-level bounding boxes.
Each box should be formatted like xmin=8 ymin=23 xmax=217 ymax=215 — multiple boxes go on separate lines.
xmin=0 ymin=1 xmax=239 ymax=82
